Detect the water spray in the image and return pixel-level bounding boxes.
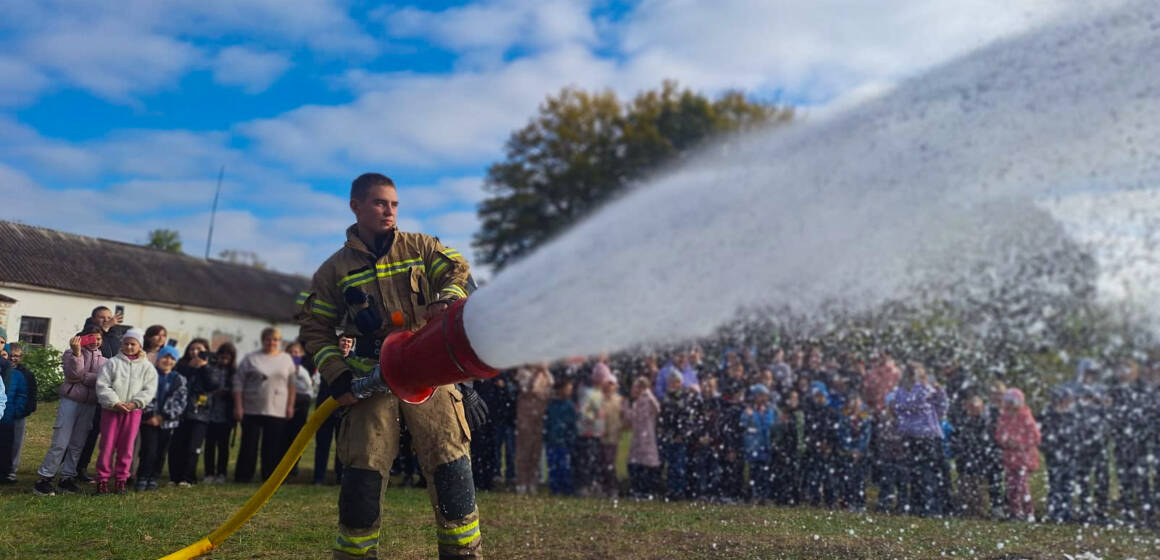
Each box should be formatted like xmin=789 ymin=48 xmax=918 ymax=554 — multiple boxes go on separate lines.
xmin=159 ymin=299 xmax=498 ymax=559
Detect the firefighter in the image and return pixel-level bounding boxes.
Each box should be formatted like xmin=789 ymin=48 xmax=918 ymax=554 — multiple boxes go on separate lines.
xmin=298 ymin=172 xmax=487 ymax=559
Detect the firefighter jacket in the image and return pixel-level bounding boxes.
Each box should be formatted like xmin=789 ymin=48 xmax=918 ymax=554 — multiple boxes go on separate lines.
xmin=297 ymin=225 xmax=470 ymax=385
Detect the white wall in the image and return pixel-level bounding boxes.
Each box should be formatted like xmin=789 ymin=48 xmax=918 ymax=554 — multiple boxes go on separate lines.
xmin=0 ymin=284 xmax=299 ymax=355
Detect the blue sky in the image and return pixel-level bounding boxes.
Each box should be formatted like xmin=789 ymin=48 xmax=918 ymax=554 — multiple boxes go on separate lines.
xmin=0 ymin=0 xmax=1066 ymax=277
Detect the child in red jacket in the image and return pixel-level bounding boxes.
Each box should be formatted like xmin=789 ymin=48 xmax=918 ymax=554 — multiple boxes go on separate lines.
xmin=996 ymin=387 xmax=1041 ymax=521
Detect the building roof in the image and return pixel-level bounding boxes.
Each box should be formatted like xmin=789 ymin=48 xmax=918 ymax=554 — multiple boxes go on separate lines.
xmin=0 ymin=221 xmax=309 ymax=322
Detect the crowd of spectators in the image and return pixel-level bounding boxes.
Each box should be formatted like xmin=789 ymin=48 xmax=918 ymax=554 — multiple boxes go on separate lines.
xmin=9 ymin=307 xmax=324 ymax=496
xmin=5 ymin=306 xmax=1160 ymax=530
xmin=468 ymin=342 xmax=1160 ymax=527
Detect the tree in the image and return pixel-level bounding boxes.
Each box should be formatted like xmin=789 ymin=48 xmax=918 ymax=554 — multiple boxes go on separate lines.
xmin=218 ymin=249 xmax=267 ymax=270
xmin=146 ymin=229 xmax=182 ymax=252
xmin=474 ymin=81 xmax=792 ymax=270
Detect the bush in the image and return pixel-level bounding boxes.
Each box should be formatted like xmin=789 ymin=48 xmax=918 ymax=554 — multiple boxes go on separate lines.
xmin=21 ymin=345 xmax=63 ymax=402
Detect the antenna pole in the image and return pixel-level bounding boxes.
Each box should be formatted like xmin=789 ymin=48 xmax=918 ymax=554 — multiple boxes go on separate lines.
xmin=206 ymin=165 xmax=224 ymax=259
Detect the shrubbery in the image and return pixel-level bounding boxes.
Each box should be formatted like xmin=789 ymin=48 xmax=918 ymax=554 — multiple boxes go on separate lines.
xmin=21 ymin=344 xmax=63 ymax=401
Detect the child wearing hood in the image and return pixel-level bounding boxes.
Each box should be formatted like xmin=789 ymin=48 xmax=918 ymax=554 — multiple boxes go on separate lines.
xmin=135 ymin=345 xmax=187 ymax=491
xmin=995 ymin=387 xmax=1041 ymax=521
xmin=94 ymin=328 xmax=157 ymax=494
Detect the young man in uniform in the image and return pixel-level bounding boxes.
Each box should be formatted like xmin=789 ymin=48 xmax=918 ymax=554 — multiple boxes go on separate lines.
xmin=298 ymin=173 xmax=484 ymax=559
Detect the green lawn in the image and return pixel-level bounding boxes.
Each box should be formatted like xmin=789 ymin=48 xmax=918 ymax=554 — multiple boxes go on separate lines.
xmin=2 ymin=402 xmax=1157 ymax=559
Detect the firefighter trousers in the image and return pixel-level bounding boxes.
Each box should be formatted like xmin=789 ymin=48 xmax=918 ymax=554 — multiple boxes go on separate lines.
xmin=334 ymin=384 xmax=481 ymax=559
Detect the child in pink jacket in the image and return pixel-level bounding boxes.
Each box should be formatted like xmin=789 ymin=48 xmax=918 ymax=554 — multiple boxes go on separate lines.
xmin=995 ymin=387 xmax=1041 ymax=521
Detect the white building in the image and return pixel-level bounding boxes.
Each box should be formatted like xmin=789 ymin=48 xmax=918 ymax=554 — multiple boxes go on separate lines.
xmin=0 ymin=221 xmax=308 ymax=354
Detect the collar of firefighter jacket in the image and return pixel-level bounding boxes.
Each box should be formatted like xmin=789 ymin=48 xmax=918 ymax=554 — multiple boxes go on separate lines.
xmin=344 ymin=224 xmax=397 ymax=258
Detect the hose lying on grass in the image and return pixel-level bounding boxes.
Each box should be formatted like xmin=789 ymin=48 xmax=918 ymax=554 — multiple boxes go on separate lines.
xmin=159 ymin=397 xmax=340 ymax=560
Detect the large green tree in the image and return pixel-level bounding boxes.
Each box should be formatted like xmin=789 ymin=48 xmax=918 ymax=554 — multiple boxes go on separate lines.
xmin=474 ymin=81 xmax=792 ymax=270
xmin=145 ymin=229 xmax=182 ymax=252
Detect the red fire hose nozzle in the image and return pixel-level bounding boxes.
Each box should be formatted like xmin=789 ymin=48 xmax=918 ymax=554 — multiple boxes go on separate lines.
xmin=377 ymin=298 xmax=499 ymax=404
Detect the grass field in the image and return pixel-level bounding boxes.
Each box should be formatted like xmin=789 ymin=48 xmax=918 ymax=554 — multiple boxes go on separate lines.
xmin=2 ymin=402 xmax=1158 ymax=559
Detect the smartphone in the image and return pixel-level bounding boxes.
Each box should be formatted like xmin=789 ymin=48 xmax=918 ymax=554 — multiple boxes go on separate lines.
xmin=79 ymin=334 xmax=99 ymax=347
xmin=168 ymin=339 xmax=178 ymax=347
xmin=114 ymin=305 xmax=125 ymax=317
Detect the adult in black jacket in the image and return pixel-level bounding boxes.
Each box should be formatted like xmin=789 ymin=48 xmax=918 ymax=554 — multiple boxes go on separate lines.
xmin=950 ymin=395 xmax=998 ymax=518
xmin=169 ymin=339 xmax=224 ymax=485
xmin=1108 ymin=361 xmax=1149 ymax=523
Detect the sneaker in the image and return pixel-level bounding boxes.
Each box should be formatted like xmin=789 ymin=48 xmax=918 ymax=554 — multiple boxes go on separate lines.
xmin=203 ymin=475 xmax=218 ymax=485
xmin=3 ymin=473 xmax=17 ymax=483
xmin=57 ymin=478 xmax=81 ymax=494
xmin=34 ymin=477 xmax=57 ymax=496
xmin=177 ymin=481 xmax=192 ymax=488
xmin=146 ymin=478 xmax=159 ymax=491
xmin=134 ymin=478 xmax=147 ymax=491
xmin=96 ymin=480 xmax=110 ymax=495
xmin=114 ymin=480 xmax=128 ymax=494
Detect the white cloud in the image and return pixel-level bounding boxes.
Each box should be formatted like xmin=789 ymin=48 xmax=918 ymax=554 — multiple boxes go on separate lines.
xmin=212 ymin=46 xmax=292 ymax=94
xmin=240 ymin=46 xmax=616 ymax=172
xmin=383 ymin=0 xmax=597 ymax=56
xmin=429 ymin=210 xmax=481 ymax=237
xmin=0 ymin=55 xmax=50 ymax=106
xmin=24 ymin=21 xmax=203 ymax=102
xmin=617 ymin=0 xmax=1067 ymax=102
xmin=397 ymin=176 xmax=486 ymax=211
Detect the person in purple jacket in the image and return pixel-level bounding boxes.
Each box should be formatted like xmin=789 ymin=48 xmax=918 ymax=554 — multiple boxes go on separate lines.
xmin=889 ymin=361 xmax=948 ymax=516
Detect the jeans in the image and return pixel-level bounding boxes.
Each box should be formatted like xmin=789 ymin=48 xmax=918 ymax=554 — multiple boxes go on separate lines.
xmin=875 ymin=460 xmax=908 ymax=512
xmin=169 ymin=420 xmax=209 ymax=483
xmin=137 ymin=424 xmax=174 ymax=480
xmin=204 ymin=421 xmax=233 ymax=478
xmin=904 ymin=437 xmax=943 ymax=516
xmin=493 ymin=422 xmax=516 ymax=482
xmin=660 ymin=442 xmax=687 ymax=499
xmin=1046 ymin=456 xmax=1076 ymax=522
xmin=546 ymin=444 xmax=573 ymax=495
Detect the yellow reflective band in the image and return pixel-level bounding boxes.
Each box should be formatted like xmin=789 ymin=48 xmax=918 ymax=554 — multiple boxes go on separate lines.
xmin=429 ymin=259 xmax=450 ymax=280
xmin=295 ymin=291 xmax=310 ymax=305
xmin=441 ymin=249 xmax=462 ymax=260
xmin=311 ymin=307 xmax=337 ymax=319
xmin=437 ymin=520 xmax=481 ymax=546
xmin=313 ymin=299 xmax=337 ymax=311
xmin=315 ymin=346 xmax=341 ymax=368
xmin=440 ymin=285 xmax=468 ymax=299
xmin=438 ymin=519 xmax=479 ymax=536
xmin=376 ymin=258 xmax=424 ymax=277
xmin=345 ymin=356 xmax=376 ymax=374
xmin=339 ymin=270 xmax=375 ymax=290
xmin=335 ymin=531 xmax=380 ymax=555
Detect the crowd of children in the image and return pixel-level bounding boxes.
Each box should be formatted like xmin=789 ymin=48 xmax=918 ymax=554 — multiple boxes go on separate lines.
xmin=471 ymin=345 xmax=1160 ymax=528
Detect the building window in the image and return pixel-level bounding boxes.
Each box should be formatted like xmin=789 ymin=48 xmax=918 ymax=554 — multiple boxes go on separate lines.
xmin=19 ymin=316 xmax=50 ymax=347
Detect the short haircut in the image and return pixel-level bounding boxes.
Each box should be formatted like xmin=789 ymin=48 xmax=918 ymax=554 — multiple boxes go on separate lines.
xmin=351 ymin=173 xmax=395 ymax=201
xmin=261 ymin=327 xmax=280 ymax=341
xmin=92 ymin=306 xmax=111 ymax=317
xmin=8 ymin=342 xmax=22 ymax=352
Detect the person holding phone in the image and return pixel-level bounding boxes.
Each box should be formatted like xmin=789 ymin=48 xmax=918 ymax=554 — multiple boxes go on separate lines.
xmin=170 ymin=338 xmax=223 ymax=486
xmin=34 ymin=325 xmax=107 ymax=495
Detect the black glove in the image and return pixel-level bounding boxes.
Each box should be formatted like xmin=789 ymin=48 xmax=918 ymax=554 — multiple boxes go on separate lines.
xmin=344 ymin=287 xmax=383 ymax=335
xmin=458 ymin=383 xmax=489 ymax=430
xmin=329 ymin=370 xmax=354 ymax=400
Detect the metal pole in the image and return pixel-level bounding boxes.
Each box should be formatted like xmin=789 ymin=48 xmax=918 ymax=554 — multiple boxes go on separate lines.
xmin=205 ymin=165 xmax=224 ymax=259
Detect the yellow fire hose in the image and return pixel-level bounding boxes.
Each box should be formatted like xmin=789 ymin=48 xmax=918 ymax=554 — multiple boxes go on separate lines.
xmin=159 ymin=397 xmax=340 ymax=560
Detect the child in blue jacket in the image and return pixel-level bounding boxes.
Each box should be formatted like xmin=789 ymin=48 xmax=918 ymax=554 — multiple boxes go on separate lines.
xmin=741 ymin=384 xmax=776 ymax=502
xmin=0 ymin=354 xmax=29 ymax=482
